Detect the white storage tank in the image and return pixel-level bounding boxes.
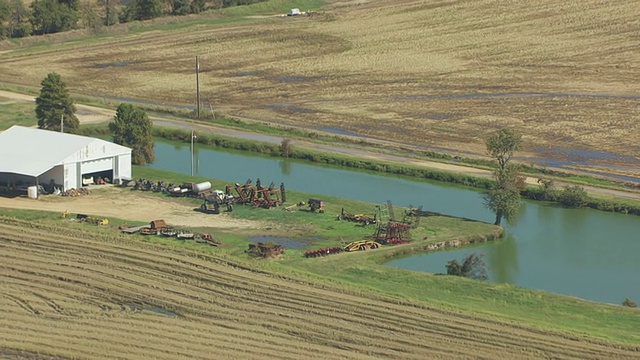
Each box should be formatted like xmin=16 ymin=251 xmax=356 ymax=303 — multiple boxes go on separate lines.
xmin=192 ymin=181 xmax=212 ymax=194
xmin=27 ymin=186 xmax=38 ymax=199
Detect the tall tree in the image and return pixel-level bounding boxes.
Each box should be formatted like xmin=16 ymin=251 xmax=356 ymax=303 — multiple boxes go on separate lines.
xmin=109 ymin=103 xmax=155 ymax=165
xmin=0 ymin=0 xmax=8 ymax=38
xmin=121 ymin=0 xmax=162 ymax=21
xmin=484 ymin=128 xmax=523 ymax=225
xmin=30 ymin=0 xmax=78 ymax=34
xmin=1 ymin=0 xmax=30 ymax=38
xmin=35 ymin=72 xmax=79 ymax=133
xmin=486 ymin=128 xmax=523 ymax=172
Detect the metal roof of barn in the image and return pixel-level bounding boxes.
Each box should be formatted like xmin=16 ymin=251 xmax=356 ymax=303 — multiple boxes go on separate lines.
xmin=0 ymin=125 xmax=130 ymax=177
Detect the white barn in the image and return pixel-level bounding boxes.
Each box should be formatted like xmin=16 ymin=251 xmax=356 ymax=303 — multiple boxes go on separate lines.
xmin=0 ymin=125 xmax=131 ymax=191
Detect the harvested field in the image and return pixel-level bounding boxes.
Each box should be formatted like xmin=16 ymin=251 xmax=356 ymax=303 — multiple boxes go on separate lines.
xmin=0 ymin=217 xmax=638 ymax=359
xmin=0 ymin=0 xmax=639 ymax=177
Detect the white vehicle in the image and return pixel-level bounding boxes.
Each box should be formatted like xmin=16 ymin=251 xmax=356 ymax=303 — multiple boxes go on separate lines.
xmin=288 ymin=8 xmax=302 ymax=16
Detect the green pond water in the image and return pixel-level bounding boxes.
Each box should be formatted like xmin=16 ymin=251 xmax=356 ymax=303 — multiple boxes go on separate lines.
xmin=148 ymin=139 xmax=640 ymax=304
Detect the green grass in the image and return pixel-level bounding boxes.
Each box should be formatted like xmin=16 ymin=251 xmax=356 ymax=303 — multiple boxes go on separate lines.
xmin=127 ymin=0 xmax=327 ymax=33
xmin=269 ymin=239 xmax=640 ymax=344
xmin=0 ymin=100 xmax=36 ymax=130
xmin=5 ymin=191 xmax=640 ymax=345
xmin=220 ymin=0 xmax=326 ymax=16
xmin=127 ymin=166 xmax=640 ymax=344
xmin=565 ymin=175 xmax=620 ymax=187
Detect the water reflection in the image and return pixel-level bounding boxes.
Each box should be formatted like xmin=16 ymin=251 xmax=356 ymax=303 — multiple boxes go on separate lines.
xmin=279 ymin=159 xmax=292 ymax=176
xmin=148 ymin=139 xmax=640 ymax=304
xmin=487 ymin=235 xmax=519 ymax=284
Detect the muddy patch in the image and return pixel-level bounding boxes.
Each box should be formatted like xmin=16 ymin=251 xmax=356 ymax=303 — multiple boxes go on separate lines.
xmin=265 ymin=103 xmax=314 ymax=114
xmin=121 ymin=302 xmax=180 ymax=317
xmin=92 ymin=61 xmax=137 ymax=69
xmin=413 ymin=113 xmax=452 ymax=120
xmin=276 ymin=75 xmax=313 ymax=83
xmin=232 ymin=71 xmax=260 ymax=77
xmin=317 ymin=127 xmax=360 ymax=137
xmin=249 ymin=235 xmax=309 ymax=249
xmin=394 ymin=92 xmax=640 ymax=101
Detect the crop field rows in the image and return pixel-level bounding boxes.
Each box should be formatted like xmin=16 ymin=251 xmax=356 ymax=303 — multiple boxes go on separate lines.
xmin=0 ymin=217 xmax=637 ymax=359
xmin=1 ymin=0 xmax=639 ymax=174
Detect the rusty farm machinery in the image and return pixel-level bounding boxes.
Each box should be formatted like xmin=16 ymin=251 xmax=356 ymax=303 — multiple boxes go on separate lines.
xmin=305 ymin=201 xmax=421 ymax=258
xmin=225 ymin=178 xmax=286 ymax=209
xmin=368 ymin=201 xmax=418 ymax=245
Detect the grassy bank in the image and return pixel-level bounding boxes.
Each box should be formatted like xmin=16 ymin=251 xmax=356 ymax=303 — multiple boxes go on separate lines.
xmin=127 ymin=167 xmax=640 ymax=344
xmin=2 ymin=180 xmax=640 ymax=346
xmin=147 ymin=126 xmax=640 ymax=215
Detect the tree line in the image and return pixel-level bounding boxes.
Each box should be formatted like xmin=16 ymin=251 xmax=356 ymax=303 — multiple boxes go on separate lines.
xmin=0 ymin=0 xmax=267 ymax=38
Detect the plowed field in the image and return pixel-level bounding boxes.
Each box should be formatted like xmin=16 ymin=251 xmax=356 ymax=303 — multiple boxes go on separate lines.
xmin=1 ymin=0 xmax=639 ymax=177
xmin=1 ymin=217 xmax=638 ymax=359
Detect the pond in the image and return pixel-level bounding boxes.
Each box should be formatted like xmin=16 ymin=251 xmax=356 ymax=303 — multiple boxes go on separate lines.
xmin=148 ymin=139 xmax=640 ymax=304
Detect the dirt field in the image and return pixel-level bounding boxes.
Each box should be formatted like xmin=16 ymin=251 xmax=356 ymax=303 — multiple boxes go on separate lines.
xmin=1 ymin=216 xmax=638 ymax=359
xmin=0 ymin=0 xmax=638 ymax=178
xmin=0 ymin=186 xmax=259 ymax=230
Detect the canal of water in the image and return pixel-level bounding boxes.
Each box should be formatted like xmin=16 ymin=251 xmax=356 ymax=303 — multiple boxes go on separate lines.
xmin=148 ymin=139 xmax=640 ymax=304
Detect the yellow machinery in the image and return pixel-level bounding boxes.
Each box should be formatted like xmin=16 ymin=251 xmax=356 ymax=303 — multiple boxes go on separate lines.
xmin=86 ymin=217 xmax=109 ymax=226
xmin=62 ymin=211 xmax=108 ymax=225
xmin=343 ymin=240 xmax=381 ymax=252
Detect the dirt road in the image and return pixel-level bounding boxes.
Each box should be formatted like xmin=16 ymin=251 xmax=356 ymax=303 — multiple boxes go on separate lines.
xmin=1 ymin=89 xmax=638 ymax=200
xmin=0 ymin=186 xmax=260 ymax=230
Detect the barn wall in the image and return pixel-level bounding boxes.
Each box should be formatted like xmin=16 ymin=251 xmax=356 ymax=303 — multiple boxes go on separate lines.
xmin=64 ymin=163 xmax=79 ymax=191
xmin=0 ymin=173 xmax=34 ymax=186
xmin=116 ymin=153 xmax=132 ymax=180
xmin=38 ymin=165 xmax=64 ymax=190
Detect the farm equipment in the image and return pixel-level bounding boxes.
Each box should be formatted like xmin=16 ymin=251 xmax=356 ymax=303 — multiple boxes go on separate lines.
xmin=161 ymin=228 xmax=178 ymax=237
xmin=150 ymin=219 xmax=167 ymax=229
xmin=63 ymin=212 xmax=108 ymax=225
xmin=167 ymin=182 xmax=193 ymax=197
xmin=195 ymin=233 xmax=224 ymax=247
xmin=370 ymin=201 xmax=413 ymax=245
xmin=343 ymin=240 xmax=381 ymax=252
xmin=225 ymin=178 xmax=256 ymax=204
xmin=308 ymin=199 xmax=325 ymax=213
xmin=304 ymin=247 xmax=343 ymax=258
xmin=337 ymin=208 xmax=376 ymax=225
xmin=225 ymin=178 xmax=286 ymax=209
xmin=140 ymin=227 xmax=158 ymax=235
xmin=176 ymin=230 xmax=195 ymax=240
xmin=246 ymin=242 xmax=285 ymax=258
xmin=251 ymin=180 xmax=284 ymax=209
xmin=85 ymin=217 xmax=109 ymax=226
xmin=200 ymin=190 xmax=234 ymax=214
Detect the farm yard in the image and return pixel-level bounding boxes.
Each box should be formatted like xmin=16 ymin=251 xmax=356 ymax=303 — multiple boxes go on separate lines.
xmin=1 ymin=213 xmax=639 ymax=359
xmin=0 ymin=0 xmax=639 ymax=179
xmin=1 ymin=0 xmax=640 ymax=358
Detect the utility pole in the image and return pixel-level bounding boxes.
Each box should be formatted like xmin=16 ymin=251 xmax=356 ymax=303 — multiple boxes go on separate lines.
xmin=60 ymin=114 xmax=64 ymax=133
xmin=196 ymin=56 xmax=200 ymax=119
xmin=190 ymin=130 xmax=196 ymax=176
xmin=106 ymin=0 xmax=110 ymax=26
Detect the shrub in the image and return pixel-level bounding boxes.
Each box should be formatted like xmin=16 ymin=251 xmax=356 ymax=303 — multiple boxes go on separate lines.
xmin=622 ymin=298 xmax=637 ymax=308
xmin=446 ymin=253 xmax=488 ymax=281
xmin=280 ymin=139 xmax=293 ymax=158
xmin=558 ymin=185 xmax=588 ymax=208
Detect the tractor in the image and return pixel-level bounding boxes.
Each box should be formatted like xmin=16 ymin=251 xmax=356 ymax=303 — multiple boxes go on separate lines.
xmin=200 ymin=190 xmax=234 ymax=214
xmin=308 ymin=199 xmax=325 ymax=213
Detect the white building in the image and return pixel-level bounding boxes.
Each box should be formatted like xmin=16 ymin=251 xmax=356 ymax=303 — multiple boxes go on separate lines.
xmin=0 ymin=125 xmax=131 ymax=191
